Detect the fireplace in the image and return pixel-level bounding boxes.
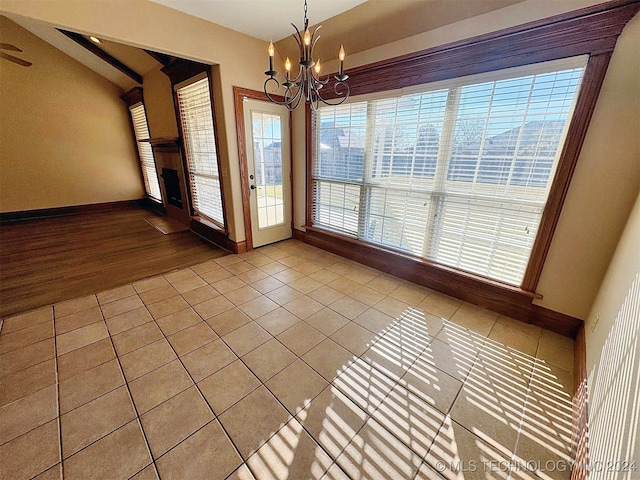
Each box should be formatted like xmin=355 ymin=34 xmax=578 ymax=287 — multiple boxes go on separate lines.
xmin=160 ymin=168 xmax=183 ymax=209
xmin=144 ymin=137 xmax=190 ymax=225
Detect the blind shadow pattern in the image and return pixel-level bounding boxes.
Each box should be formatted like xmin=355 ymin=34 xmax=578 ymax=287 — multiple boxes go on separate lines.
xmin=585 ymin=271 xmax=640 ymax=480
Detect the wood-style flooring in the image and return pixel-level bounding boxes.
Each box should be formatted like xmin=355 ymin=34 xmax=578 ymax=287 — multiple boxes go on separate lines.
xmin=0 ymin=206 xmax=227 ymax=318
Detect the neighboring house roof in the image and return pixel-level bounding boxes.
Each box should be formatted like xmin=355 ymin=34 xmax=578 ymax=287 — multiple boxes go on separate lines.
xmin=455 ymin=120 xmax=565 ymax=157
xmin=318 ymin=120 xmax=565 ymax=163
xmin=319 ymin=125 xmax=365 ymax=150
xmin=337 ymin=131 xmax=365 ymax=149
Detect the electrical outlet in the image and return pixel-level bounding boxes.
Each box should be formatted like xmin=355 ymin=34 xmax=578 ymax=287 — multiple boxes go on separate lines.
xmin=591 ymin=313 xmax=600 ymax=332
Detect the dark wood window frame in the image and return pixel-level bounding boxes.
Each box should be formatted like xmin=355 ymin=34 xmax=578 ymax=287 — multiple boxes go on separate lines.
xmin=303 ymin=0 xmax=639 ymax=333
xmin=121 ymin=87 xmax=164 ymax=210
xmin=162 ymin=59 xmax=230 ymax=235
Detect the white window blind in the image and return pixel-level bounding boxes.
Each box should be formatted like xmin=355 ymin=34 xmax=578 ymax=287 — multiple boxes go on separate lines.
xmin=176 ymin=76 xmax=224 ymax=227
xmin=313 ymin=58 xmax=586 ymax=286
xmin=129 ymin=103 xmax=162 ymax=201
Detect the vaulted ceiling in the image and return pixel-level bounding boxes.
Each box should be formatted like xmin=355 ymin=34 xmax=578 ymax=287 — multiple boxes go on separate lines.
xmin=3 ymin=0 xmax=525 ymax=91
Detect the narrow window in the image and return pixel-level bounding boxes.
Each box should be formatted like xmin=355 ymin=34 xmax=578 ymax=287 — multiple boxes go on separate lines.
xmin=129 ymin=103 xmax=162 ymax=202
xmin=175 ymin=74 xmax=225 ymax=228
xmin=313 ymin=57 xmax=586 ymax=286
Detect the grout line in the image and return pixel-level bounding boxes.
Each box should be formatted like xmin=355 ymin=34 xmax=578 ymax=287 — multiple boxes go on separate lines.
xmin=54 ymin=318 xmax=105 ymax=340
xmin=141 ymin=302 xmax=248 ymax=476
xmin=210 ymin=286 xmax=434 ymax=474
xmin=3 ymin=240 xmax=576 ymax=480
xmin=165 ymin=259 xmax=353 ymax=476
xmin=97 ymin=299 xmax=162 ymax=480
xmin=0 ymin=309 xmax=55 ymax=335
xmin=51 ymin=305 xmax=65 ymax=479
xmin=510 ymin=354 xmax=543 ymax=469
xmin=0 ymin=344 xmax=56 ymax=384
xmin=213 ymin=334 xmax=334 ymax=479
xmin=60 ymin=420 xmax=145 ymax=473
xmin=56 ymin=363 xmax=122 ymax=414
xmin=50 ymin=297 xmax=99 ymax=320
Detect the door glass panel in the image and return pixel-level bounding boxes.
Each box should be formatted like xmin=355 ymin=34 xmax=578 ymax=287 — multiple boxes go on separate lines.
xmin=252 ymin=111 xmax=284 ymax=229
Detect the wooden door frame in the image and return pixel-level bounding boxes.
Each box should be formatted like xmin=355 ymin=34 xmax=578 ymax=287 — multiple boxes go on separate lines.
xmin=233 ymin=86 xmax=292 ymax=250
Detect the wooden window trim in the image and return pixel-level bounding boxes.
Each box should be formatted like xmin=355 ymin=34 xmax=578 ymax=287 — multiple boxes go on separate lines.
xmin=305 ymin=0 xmax=639 ymax=300
xmin=522 ymin=52 xmax=613 ymax=290
xmin=163 ymin=60 xmax=229 ymax=234
xmin=161 ymin=59 xmax=211 ymax=86
xmin=318 ymin=0 xmax=638 ymax=99
xmin=121 ymin=87 xmax=144 ymax=107
xmin=232 ymin=87 xmax=292 ymax=250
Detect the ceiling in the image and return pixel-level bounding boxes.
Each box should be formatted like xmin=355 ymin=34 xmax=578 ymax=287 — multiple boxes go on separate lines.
xmin=4 ymin=0 xmax=525 ymax=92
xmin=149 ymin=0 xmax=525 ymax=59
xmin=275 ymin=0 xmax=525 ymax=65
xmin=149 ymin=0 xmax=369 ymax=42
xmin=6 ymin=14 xmax=163 ymax=91
xmin=97 ymin=39 xmax=160 ymax=77
xmin=150 ymin=0 xmax=526 ymax=67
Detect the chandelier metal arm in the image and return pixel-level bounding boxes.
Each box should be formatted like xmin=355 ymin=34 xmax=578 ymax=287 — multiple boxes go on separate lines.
xmin=263 ymin=0 xmax=349 ymax=111
xmin=309 ymin=26 xmax=322 ymax=53
xmin=291 ymin=23 xmax=304 ymax=54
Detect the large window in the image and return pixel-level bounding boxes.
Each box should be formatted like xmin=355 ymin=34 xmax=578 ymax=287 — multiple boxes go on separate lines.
xmin=129 ymin=103 xmax=162 ymax=202
xmin=312 ymin=58 xmax=586 ymax=286
xmin=175 ymin=74 xmax=225 ymax=228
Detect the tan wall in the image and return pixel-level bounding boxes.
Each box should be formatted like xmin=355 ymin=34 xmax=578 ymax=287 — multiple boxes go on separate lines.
xmin=0 ymin=0 xmax=270 ymax=241
xmin=142 ymin=65 xmax=178 ymax=138
xmin=293 ymin=0 xmax=640 ymax=320
xmin=535 ymin=13 xmax=640 ymax=318
xmin=584 ymin=191 xmax=640 ymax=473
xmin=0 ymin=16 xmax=143 ymax=212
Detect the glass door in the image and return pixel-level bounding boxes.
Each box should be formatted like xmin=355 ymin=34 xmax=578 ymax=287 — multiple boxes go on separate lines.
xmin=243 ymin=99 xmax=292 ymax=247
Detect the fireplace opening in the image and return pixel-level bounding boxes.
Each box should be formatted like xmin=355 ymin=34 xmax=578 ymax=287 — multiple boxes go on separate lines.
xmin=160 ymin=168 xmax=183 ymax=209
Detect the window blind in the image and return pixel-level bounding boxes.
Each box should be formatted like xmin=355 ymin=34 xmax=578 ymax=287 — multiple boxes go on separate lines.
xmin=313 ymin=58 xmax=586 ymax=286
xmin=129 ymin=103 xmax=161 ymax=201
xmin=175 ymin=76 xmax=224 ymax=227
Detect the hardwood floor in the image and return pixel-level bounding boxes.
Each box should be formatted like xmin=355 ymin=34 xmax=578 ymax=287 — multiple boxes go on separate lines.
xmin=0 ymin=206 xmax=227 ymax=317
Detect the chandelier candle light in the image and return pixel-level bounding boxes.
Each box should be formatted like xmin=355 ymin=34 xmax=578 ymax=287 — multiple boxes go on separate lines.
xmin=264 ymin=0 xmax=350 ymax=111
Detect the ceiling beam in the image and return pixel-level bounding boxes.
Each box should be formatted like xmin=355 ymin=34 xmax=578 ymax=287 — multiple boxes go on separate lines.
xmin=144 ymin=49 xmax=173 ymax=67
xmin=57 ymin=29 xmax=142 ymax=84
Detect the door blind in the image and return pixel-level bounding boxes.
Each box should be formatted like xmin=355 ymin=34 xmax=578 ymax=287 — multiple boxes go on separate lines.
xmin=129 ymin=103 xmax=161 ymax=201
xmin=176 ymin=76 xmax=224 ymax=227
xmin=313 ymin=58 xmax=586 ymax=286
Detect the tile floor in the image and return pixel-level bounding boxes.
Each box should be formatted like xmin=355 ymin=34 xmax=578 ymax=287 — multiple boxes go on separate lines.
xmin=0 ymin=240 xmax=576 ymax=479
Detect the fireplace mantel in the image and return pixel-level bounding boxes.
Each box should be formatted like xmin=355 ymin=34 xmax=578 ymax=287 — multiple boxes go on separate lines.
xmin=140 ymin=137 xmax=180 ymax=147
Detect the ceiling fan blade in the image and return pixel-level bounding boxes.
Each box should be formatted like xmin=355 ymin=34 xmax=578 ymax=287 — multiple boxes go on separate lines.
xmin=0 ymin=43 xmax=23 ymax=52
xmin=0 ymin=52 xmax=32 ymax=67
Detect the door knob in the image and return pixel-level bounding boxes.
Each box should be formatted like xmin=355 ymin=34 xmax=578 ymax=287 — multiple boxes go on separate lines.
xmin=250 ymin=185 xmax=256 ymax=190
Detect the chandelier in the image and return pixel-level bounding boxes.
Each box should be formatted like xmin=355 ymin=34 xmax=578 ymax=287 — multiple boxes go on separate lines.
xmin=264 ymin=0 xmax=349 ymax=111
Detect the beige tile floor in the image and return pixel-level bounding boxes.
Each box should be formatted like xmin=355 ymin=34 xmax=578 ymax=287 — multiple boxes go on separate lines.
xmin=0 ymin=240 xmax=576 ymax=480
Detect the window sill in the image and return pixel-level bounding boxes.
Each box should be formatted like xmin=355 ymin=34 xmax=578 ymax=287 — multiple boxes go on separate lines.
xmin=192 ymin=215 xmax=225 ymax=233
xmin=303 ymin=224 xmax=541 ymax=309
